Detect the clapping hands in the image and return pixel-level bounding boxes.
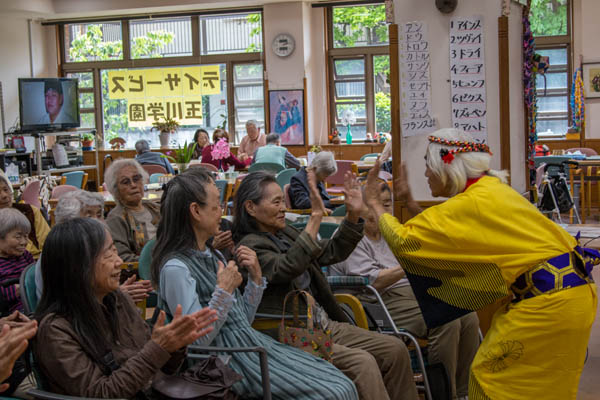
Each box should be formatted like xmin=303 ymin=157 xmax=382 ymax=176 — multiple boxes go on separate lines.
xmin=152 ymin=305 xmax=217 ymax=353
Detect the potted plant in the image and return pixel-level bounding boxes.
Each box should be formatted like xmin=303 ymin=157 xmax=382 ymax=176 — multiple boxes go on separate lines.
xmin=161 ymin=141 xmax=197 ymax=173
xmin=151 ymin=117 xmax=180 ymax=149
xmin=81 ymin=133 xmax=95 ymax=150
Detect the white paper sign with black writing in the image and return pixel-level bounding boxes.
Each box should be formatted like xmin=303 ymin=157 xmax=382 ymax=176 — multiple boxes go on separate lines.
xmin=449 ymin=16 xmax=487 ymax=143
xmin=399 ymin=21 xmax=435 ymax=138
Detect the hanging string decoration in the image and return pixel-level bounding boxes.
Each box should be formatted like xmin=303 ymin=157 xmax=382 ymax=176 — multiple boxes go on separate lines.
xmin=523 ymin=10 xmax=537 ymax=185
xmin=571 ymin=67 xmax=585 ymax=133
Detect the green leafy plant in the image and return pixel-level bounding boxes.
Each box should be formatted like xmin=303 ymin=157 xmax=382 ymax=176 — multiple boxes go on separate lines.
xmin=529 ymin=0 xmax=567 ymax=37
xmin=332 ymin=4 xmax=388 ymax=48
xmin=161 ymin=141 xmax=197 ymax=164
xmin=151 ymin=117 xmax=180 ymax=134
xmin=309 ymin=145 xmax=322 ymax=153
xmin=81 ymin=133 xmax=95 ymax=141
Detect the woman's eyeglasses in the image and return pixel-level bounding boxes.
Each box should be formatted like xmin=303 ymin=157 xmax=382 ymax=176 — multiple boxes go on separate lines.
xmin=119 ymin=174 xmax=143 ymax=186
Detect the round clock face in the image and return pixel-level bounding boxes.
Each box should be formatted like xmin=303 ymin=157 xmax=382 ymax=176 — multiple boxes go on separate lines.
xmin=272 ymin=34 xmax=295 ymax=58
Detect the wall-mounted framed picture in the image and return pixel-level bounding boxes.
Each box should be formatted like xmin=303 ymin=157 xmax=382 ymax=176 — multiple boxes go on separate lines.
xmin=583 ymin=62 xmax=600 ymax=98
xmin=268 ymin=89 xmax=305 ymax=146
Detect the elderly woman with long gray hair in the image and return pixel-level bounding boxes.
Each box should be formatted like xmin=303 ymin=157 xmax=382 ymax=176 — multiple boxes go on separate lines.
xmin=105 ymin=159 xmax=160 ymax=262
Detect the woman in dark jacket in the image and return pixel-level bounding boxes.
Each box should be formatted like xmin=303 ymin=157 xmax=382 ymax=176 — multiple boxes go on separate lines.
xmin=34 ymin=218 xmax=216 ymax=398
xmin=233 ymin=171 xmax=418 ymax=400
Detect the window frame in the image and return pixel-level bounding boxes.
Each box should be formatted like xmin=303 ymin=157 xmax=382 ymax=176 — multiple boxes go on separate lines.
xmin=58 ymin=12 xmax=265 ymax=147
xmin=532 ymin=0 xmax=573 ymax=140
xmin=326 ymin=4 xmax=389 ymax=141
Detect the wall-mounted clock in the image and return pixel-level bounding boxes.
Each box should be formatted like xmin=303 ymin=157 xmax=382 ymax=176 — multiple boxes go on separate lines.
xmin=272 ymin=33 xmax=295 ymax=58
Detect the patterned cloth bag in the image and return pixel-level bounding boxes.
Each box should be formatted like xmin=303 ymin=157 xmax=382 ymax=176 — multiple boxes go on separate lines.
xmin=278 ymin=290 xmax=333 ymax=362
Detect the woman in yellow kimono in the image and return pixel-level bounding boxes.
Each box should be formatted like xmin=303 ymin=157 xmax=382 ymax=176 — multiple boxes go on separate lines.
xmin=363 ymin=128 xmax=597 ymax=400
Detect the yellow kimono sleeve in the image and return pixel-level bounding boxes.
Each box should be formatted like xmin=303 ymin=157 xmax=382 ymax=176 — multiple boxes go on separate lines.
xmin=379 ymin=212 xmax=509 ymax=329
xmin=26 ymin=206 xmax=51 ymax=259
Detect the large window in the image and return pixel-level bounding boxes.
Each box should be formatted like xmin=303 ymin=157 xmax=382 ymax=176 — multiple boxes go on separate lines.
xmin=530 ymin=0 xmax=571 ymax=138
xmin=327 ymin=4 xmax=389 ymax=140
xmin=60 ymin=11 xmax=264 ymax=148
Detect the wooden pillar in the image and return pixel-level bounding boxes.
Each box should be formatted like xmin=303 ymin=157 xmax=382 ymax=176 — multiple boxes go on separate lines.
xmin=389 ymin=24 xmax=403 ymax=218
xmin=498 ymin=16 xmax=511 ymax=176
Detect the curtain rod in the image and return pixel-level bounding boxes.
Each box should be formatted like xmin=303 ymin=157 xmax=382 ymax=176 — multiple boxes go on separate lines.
xmin=41 ymin=7 xmax=263 ymax=26
xmin=312 ymin=0 xmax=383 ymax=8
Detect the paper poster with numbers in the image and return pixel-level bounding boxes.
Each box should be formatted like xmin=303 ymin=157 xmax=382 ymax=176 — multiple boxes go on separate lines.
xmin=399 ymin=21 xmax=435 ymax=137
xmin=449 ymin=16 xmax=488 ymax=143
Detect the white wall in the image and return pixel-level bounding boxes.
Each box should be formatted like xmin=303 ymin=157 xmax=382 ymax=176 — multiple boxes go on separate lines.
xmin=576 ymin=0 xmax=600 ymax=138
xmin=393 ymin=0 xmax=525 ymax=199
xmin=0 ymin=16 xmax=57 ymax=143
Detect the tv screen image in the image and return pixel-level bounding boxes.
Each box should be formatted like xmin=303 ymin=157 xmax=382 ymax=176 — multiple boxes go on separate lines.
xmin=18 ymin=78 xmax=80 ymax=132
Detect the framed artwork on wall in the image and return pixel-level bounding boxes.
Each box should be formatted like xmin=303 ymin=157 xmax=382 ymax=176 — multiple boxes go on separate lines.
xmin=583 ymin=62 xmax=600 ymax=98
xmin=268 ymin=89 xmax=305 ymax=146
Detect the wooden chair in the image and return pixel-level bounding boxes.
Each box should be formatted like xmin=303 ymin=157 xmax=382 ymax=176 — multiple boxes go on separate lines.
xmin=60 ymin=171 xmax=88 ymax=189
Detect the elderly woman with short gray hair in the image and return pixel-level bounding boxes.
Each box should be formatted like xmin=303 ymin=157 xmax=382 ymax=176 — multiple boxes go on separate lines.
xmin=289 ymin=151 xmax=337 ymax=211
xmin=105 ymin=159 xmax=160 ymax=262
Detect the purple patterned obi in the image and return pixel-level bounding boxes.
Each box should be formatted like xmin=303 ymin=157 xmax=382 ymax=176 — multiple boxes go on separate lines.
xmin=511 ymin=243 xmax=598 ymax=303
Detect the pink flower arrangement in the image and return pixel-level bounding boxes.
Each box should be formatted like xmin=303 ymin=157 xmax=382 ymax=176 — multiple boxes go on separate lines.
xmin=211 ymin=138 xmax=230 ymax=160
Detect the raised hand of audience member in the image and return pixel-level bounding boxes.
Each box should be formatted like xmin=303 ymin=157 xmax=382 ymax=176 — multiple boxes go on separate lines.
xmin=152 ymin=304 xmax=217 ymax=353
xmin=212 ymin=229 xmax=235 ymax=252
xmin=120 ymin=275 xmax=152 ymax=303
xmin=342 ymin=171 xmax=362 ymax=223
xmin=364 ymin=161 xmax=384 ymax=210
xmin=0 ymin=311 xmax=31 ymax=329
xmin=307 ymin=168 xmax=327 ymax=217
xmin=235 ymin=245 xmax=262 ymax=284
xmin=0 ymin=321 xmax=37 ymax=392
xmin=216 ymin=260 xmax=243 ymax=294
xmin=394 ymin=163 xmax=422 ymax=217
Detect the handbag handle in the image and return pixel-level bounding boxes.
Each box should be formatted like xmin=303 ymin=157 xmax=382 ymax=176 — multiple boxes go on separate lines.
xmin=280 ymin=290 xmax=316 ymax=330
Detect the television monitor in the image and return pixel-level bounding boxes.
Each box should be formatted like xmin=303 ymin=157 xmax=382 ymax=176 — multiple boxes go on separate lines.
xmin=18 ymin=78 xmax=80 ymax=132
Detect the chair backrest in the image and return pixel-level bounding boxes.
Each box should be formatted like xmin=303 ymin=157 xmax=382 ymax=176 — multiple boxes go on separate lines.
xmin=284 ymin=184 xmax=292 ymax=208
xmin=149 ymin=173 xmax=165 ymax=184
xmin=326 ymin=160 xmax=355 ymax=186
xmin=20 ymin=263 xmax=38 ymax=315
xmin=50 ymin=184 xmax=78 ymax=200
xmin=249 ymin=162 xmax=285 ymax=174
xmin=61 ymin=171 xmax=85 ymax=188
xmin=566 ymin=147 xmax=598 ymax=157
xmin=142 ymin=164 xmax=168 ymax=175
xmin=276 ymin=168 xmax=296 ymax=189
xmin=318 ymin=222 xmax=339 ymax=239
xmin=215 ymin=180 xmax=228 ymax=204
xmin=190 ymin=163 xmax=219 ymax=172
xmin=360 ymin=153 xmax=380 ymax=161
xmin=138 ymin=239 xmax=156 ymax=281
xmin=22 ymin=181 xmax=41 ymax=209
xmin=331 ymin=204 xmax=346 ymax=216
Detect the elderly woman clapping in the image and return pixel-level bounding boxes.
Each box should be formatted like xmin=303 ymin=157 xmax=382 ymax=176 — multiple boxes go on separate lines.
xmin=289 ymin=151 xmax=337 ymax=211
xmin=105 ymin=159 xmax=159 ymax=261
xmin=34 ymin=218 xmax=217 ymax=398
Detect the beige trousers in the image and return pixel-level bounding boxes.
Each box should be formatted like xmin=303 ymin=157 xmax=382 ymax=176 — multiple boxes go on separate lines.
xmin=370 ymin=286 xmax=480 ymax=399
xmin=329 ymin=320 xmax=419 ymax=400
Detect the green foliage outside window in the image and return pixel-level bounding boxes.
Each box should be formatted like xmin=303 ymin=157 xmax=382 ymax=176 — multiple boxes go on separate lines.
xmin=69 ymin=25 xmax=174 ymax=142
xmin=245 ymin=13 xmax=262 ymax=53
xmin=529 ymin=0 xmax=568 ymax=37
xmin=333 ymin=5 xmax=388 ymax=48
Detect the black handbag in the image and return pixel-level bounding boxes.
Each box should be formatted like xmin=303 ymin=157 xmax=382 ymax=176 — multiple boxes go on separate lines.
xmin=152 ymin=356 xmax=242 ymax=400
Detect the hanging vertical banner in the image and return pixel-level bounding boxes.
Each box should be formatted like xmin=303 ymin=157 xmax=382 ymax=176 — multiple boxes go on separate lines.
xmin=399 ymin=21 xmax=435 ymax=137
xmin=449 ymin=16 xmax=488 ymax=143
